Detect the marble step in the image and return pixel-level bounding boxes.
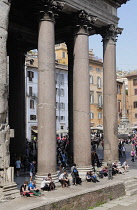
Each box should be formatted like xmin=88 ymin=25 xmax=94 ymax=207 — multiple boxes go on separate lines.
xmin=126 ymin=188 xmax=137 ymax=196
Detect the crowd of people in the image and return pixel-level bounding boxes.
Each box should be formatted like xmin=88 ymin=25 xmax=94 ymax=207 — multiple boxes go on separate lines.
xmin=17 ymin=131 xmax=137 ymax=198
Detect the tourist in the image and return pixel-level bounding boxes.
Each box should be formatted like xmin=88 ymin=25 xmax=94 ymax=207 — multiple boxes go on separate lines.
xmin=29 ymin=160 xmax=36 ymax=181
xmin=20 ymin=181 xmax=31 ymax=196
xmin=46 ymin=173 xmax=56 ymax=191
xmin=71 ymin=163 xmax=79 ymax=185
xmin=122 ymin=160 xmax=129 ymax=172
xmin=130 ymin=149 xmax=136 ymax=162
xmin=59 ymin=171 xmax=70 ymax=188
xmin=40 ymin=178 xmax=49 ymax=191
xmin=86 ymin=171 xmax=100 ymax=183
xmin=28 ymin=181 xmax=42 ymax=196
xmin=107 ymin=159 xmax=113 ymax=180
xmin=15 ymin=157 xmax=21 ymax=176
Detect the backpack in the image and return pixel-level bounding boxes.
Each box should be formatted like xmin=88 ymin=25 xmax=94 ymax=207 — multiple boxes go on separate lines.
xmin=73 ymin=168 xmax=78 ymax=175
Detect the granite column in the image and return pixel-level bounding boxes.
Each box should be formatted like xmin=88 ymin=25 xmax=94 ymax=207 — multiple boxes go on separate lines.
xmin=102 ymin=25 xmax=123 ymax=162
xmin=36 ymin=1 xmax=63 ymax=182
xmin=73 ymin=11 xmax=95 ymax=173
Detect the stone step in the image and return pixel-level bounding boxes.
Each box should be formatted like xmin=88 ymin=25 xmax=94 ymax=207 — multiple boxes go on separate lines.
xmin=125 ymin=188 xmax=137 ymax=196
xmin=124 ymin=179 xmax=137 ymax=186
xmin=3 ymin=186 xmax=17 ymax=192
xmin=126 ymin=183 xmax=137 ymax=191
xmin=4 ymin=189 xmax=20 ymax=198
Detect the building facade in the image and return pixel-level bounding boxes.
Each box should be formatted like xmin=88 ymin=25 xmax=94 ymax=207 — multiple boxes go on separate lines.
xmin=127 ymin=71 xmax=137 ymax=127
xmin=25 ymin=56 xmax=68 ymax=141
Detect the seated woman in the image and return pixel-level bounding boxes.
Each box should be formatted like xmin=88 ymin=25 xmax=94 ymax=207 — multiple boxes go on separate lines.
xmin=40 ymin=178 xmax=50 ymax=191
xmin=100 ymin=166 xmax=108 ymax=177
xmin=28 ymin=181 xmax=42 ymax=196
xmin=86 ymin=171 xmax=100 ymax=183
xmin=46 ymin=173 xmax=56 ymax=191
xmin=59 ymin=171 xmax=70 ymax=187
xmin=20 ymin=181 xmax=31 ymax=196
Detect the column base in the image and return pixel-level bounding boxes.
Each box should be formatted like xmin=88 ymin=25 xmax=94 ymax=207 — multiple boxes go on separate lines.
xmin=0 ymin=182 xmax=20 ymax=200
xmin=77 ymin=166 xmax=93 ymax=181
xmin=35 ymin=172 xmax=59 ymax=188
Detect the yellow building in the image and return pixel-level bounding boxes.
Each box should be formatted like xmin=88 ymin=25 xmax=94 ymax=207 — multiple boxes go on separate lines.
xmin=89 ymin=50 xmax=103 ymax=128
xmin=127 ymin=71 xmax=137 ymax=127
xmin=55 ymin=43 xmax=68 ymax=65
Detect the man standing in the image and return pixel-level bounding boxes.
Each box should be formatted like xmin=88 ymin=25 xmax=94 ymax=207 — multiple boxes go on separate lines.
xmin=71 ymin=163 xmax=78 ymax=185
xmin=107 ymin=159 xmax=113 ymax=180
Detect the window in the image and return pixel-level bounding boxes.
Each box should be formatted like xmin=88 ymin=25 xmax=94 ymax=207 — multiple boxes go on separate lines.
xmin=27 ymin=71 xmax=34 ymax=81
xmin=135 ymin=114 xmax=137 ymax=118
xmin=97 ymin=77 xmax=101 ymax=88
xmin=62 ymin=51 xmax=65 ymax=58
xmin=133 ymin=79 xmax=137 ymax=86
xmin=29 ymin=87 xmax=32 ymax=96
xmin=98 ymin=94 xmax=102 ymax=107
xmin=117 ymin=85 xmax=121 ymax=94
xmin=30 ymin=100 xmax=34 ymax=109
xmin=96 ymin=68 xmax=101 ymax=73
xmin=98 ymin=112 xmax=102 ymax=119
xmin=56 ymin=102 xmax=58 ymax=109
xmin=90 ymin=92 xmax=94 ymax=104
xmin=59 ymin=89 xmax=64 ymax=96
xmin=61 ymin=126 xmax=64 ymax=129
xmin=90 ymin=75 xmax=93 ymax=84
xmin=118 ymin=100 xmax=121 ymax=112
xmin=57 ymin=74 xmax=64 ymax=85
xmin=30 ymin=59 xmax=34 ymax=65
xmin=60 ymin=74 xmax=64 ymax=85
xmin=90 ymin=112 xmax=94 ymax=119
xmin=56 ymin=88 xmax=58 ymax=96
xmin=60 ymin=116 xmax=65 ymax=121
xmin=134 ymin=101 xmax=137 ymax=108
xmin=60 ymin=103 xmax=65 ymax=110
xmin=135 ymin=89 xmax=137 ymax=95
xmin=89 ymin=66 xmax=93 ymax=71
xmin=56 ymin=116 xmax=58 ymax=120
xmin=30 ymin=115 xmax=36 ymax=120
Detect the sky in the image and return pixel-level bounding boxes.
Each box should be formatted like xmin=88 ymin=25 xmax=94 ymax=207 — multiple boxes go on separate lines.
xmin=89 ymin=0 xmax=137 ymax=72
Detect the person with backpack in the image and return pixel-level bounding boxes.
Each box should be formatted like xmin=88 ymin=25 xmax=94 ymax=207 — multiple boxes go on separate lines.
xmin=71 ymin=163 xmax=79 ymax=185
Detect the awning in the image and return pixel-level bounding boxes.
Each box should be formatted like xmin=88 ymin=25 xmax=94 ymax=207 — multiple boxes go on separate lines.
xmin=91 ymin=127 xmax=103 ymax=130
xmin=56 ymin=130 xmax=68 ymax=134
xmin=32 ymin=129 xmax=38 ymax=134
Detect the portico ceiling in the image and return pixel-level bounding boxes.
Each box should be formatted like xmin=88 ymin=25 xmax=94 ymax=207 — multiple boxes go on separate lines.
xmin=8 ymin=0 xmax=129 ymax=50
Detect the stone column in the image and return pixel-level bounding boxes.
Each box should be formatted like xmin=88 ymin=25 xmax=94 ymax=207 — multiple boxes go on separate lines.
xmin=73 ymin=11 xmax=96 ymax=173
xmin=36 ymin=1 xmax=63 ymax=181
xmin=0 ymin=1 xmax=18 ymax=200
xmin=102 ymin=25 xmax=123 ymax=162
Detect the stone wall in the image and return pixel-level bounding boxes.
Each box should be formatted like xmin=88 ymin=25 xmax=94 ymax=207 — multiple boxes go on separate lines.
xmin=32 ymin=183 xmax=125 ymax=210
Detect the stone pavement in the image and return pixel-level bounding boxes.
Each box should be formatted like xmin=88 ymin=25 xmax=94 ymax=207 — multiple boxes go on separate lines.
xmin=1 ymin=168 xmax=137 ymax=210
xmin=91 ymin=194 xmax=137 ymax=210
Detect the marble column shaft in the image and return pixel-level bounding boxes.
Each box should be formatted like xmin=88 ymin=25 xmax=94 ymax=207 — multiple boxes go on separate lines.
xmin=37 ymin=16 xmax=56 ymax=175
xmin=103 ymin=37 xmax=118 ymax=162
xmin=0 ymin=1 xmax=10 ymax=123
xmin=73 ymin=28 xmax=91 ymax=167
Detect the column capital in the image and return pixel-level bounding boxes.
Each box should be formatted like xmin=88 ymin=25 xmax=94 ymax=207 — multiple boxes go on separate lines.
xmin=35 ymin=0 xmax=64 ymax=22
xmin=99 ymin=24 xmax=123 ymax=43
xmin=73 ymin=10 xmax=97 ymax=35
